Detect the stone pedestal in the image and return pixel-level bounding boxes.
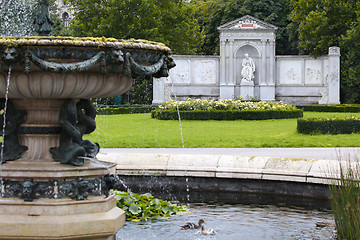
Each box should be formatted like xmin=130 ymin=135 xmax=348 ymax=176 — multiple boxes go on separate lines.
xmin=259 ymin=84 xmax=275 ymax=101
xmin=220 ymin=84 xmax=235 ymax=99
xmin=0 ymin=196 xmax=124 ymax=240
xmin=0 ymin=161 xmax=125 ymax=240
xmin=240 ymin=81 xmax=255 ymax=100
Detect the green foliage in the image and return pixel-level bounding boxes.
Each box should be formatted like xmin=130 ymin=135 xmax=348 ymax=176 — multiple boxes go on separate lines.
xmin=291 ymin=0 xmax=360 ymax=103
xmin=96 ymin=105 xmax=155 ymax=115
xmin=122 ymin=76 xmax=153 ymax=105
xmin=0 ymin=0 xmax=36 ymax=36
xmin=111 ymin=190 xmax=188 ymax=221
xmin=68 ymin=0 xmax=204 ymax=54
xmin=296 ymin=104 xmax=360 ymax=113
xmin=330 ymin=162 xmax=360 ymax=239
xmin=291 ymin=0 xmax=356 ymax=56
xmin=190 ymin=0 xmax=298 ymax=55
xmin=0 ymin=0 xmax=68 ymax=37
xmin=297 ymin=116 xmax=360 ymax=134
xmin=152 ymin=109 xmax=303 ymax=120
xmin=92 ymin=97 xmax=116 ymax=106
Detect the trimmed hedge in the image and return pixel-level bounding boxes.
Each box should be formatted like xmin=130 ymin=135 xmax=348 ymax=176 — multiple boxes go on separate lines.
xmin=96 ymin=105 xmax=155 ymax=115
xmin=296 ymin=104 xmax=360 ymax=112
xmin=151 ymin=109 xmax=303 ymax=120
xmin=297 ymin=117 xmax=360 ymax=134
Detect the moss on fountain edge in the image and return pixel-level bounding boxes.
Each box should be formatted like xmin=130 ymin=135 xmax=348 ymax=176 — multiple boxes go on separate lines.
xmin=0 ymin=36 xmax=171 ymax=53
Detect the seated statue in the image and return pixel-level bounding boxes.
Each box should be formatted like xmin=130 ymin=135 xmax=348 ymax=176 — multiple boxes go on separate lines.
xmin=241 ymin=53 xmax=256 ymax=83
xmin=50 ymin=99 xmax=99 ymax=166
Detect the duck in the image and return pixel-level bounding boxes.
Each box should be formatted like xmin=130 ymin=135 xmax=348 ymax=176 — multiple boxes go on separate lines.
xmin=201 ymin=225 xmax=216 ymax=235
xmin=180 ymin=219 xmax=206 ymax=230
xmin=315 ymin=221 xmax=335 ymax=228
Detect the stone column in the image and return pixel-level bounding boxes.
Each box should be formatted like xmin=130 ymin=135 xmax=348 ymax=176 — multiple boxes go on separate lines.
xmin=258 ymin=39 xmax=275 ymax=101
xmin=265 ymin=39 xmax=276 ymax=101
xmin=220 ymin=39 xmax=234 ymax=99
xmin=260 ymin=39 xmax=267 ymax=85
xmin=220 ymin=40 xmax=226 ymax=86
xmin=229 ymin=40 xmax=234 ymax=85
xmin=327 ymin=46 xmax=341 ymax=104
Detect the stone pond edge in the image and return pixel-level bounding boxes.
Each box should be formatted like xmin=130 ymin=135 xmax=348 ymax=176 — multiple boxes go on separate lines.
xmin=97 ymin=152 xmax=350 ymax=186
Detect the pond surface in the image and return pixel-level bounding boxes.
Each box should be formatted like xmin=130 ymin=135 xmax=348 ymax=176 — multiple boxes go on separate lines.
xmin=116 ymin=201 xmax=335 ymax=240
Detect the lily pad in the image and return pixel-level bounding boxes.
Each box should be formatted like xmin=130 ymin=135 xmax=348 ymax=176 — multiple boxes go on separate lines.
xmin=129 ymin=204 xmax=141 ymax=215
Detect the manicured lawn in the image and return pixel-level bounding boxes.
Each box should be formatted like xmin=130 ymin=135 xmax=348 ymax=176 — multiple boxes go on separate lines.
xmin=87 ymin=112 xmax=360 ymax=148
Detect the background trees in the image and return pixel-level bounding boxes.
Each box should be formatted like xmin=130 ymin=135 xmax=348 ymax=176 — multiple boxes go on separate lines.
xmin=190 ymin=0 xmax=298 ymax=55
xmin=68 ymin=0 xmax=204 ymax=55
xmin=0 ymin=0 xmax=36 ymax=36
xmin=291 ymin=0 xmax=360 ymax=103
xmin=62 ymin=0 xmax=360 ymax=103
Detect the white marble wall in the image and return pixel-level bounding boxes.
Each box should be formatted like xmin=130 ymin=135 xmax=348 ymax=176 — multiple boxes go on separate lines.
xmin=153 ymin=48 xmax=340 ymax=105
xmin=153 ymin=55 xmax=220 ymax=103
xmin=153 ymin=16 xmax=340 ymax=105
xmin=275 ymin=55 xmax=329 ymax=104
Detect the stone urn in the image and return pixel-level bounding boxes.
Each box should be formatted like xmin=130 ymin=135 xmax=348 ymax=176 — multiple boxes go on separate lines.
xmin=0 ymin=36 xmax=174 ymax=239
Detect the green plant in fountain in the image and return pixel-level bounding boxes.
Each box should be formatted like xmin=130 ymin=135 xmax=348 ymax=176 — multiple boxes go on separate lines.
xmin=330 ymin=161 xmax=360 ymax=239
xmin=111 ymin=190 xmax=188 ymax=221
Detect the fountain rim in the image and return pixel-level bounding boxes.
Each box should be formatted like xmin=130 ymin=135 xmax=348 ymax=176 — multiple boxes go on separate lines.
xmin=0 ymin=36 xmax=172 ymax=53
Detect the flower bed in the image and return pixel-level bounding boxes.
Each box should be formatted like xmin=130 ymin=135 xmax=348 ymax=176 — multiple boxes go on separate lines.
xmin=152 ymin=99 xmax=303 ymax=120
xmin=297 ymin=116 xmax=360 ymax=134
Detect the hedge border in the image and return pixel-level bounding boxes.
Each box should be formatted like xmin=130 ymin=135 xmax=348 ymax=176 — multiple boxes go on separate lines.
xmin=296 ymin=104 xmax=360 ymax=112
xmin=297 ymin=117 xmax=360 ymax=134
xmin=151 ymin=109 xmax=303 ymax=120
xmin=96 ymin=105 xmax=155 ymax=115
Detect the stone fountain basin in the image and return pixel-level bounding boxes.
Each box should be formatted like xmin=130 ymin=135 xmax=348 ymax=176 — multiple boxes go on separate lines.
xmin=0 ymin=71 xmax=133 ymax=99
xmin=0 ymin=37 xmax=172 ymax=99
xmin=0 ymin=37 xmax=173 ymax=162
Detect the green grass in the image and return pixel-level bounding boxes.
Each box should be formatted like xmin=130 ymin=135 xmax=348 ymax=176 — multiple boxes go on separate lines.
xmin=87 ymin=112 xmax=360 ymax=148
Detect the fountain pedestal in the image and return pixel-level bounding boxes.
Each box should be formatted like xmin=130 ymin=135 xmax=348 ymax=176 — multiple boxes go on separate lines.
xmin=0 ymin=160 xmax=124 ymax=240
xmin=0 ymin=196 xmax=124 ymax=240
xmin=0 ymin=37 xmax=174 ymax=239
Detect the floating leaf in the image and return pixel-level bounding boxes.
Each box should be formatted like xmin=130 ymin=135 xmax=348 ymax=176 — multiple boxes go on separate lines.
xmin=129 ymin=204 xmax=141 ymax=215
xmin=112 ymin=190 xmax=188 ymax=221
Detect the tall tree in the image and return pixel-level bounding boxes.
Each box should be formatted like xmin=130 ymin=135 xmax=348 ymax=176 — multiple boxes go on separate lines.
xmin=191 ymin=0 xmax=298 ymax=55
xmin=68 ymin=0 xmax=204 ymax=54
xmin=291 ymin=0 xmax=360 ymax=103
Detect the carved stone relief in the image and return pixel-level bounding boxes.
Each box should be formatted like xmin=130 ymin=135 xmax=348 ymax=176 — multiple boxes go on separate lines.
xmin=193 ymin=60 xmax=217 ymax=84
xmin=168 ymin=59 xmax=190 ymax=84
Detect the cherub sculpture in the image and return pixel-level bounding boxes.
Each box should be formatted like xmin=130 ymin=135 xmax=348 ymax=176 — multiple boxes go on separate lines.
xmin=50 ymin=99 xmax=99 ymax=166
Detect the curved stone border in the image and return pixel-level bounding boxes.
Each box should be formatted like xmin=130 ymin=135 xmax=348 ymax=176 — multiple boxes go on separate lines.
xmin=97 ymin=152 xmax=355 ymax=186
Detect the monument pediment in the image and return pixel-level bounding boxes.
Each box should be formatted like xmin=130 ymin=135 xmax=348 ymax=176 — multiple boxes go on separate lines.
xmin=218 ymin=15 xmax=278 ymax=31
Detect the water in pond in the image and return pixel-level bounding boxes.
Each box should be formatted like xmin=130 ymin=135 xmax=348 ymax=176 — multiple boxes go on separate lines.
xmin=116 ymin=202 xmax=335 ymax=240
